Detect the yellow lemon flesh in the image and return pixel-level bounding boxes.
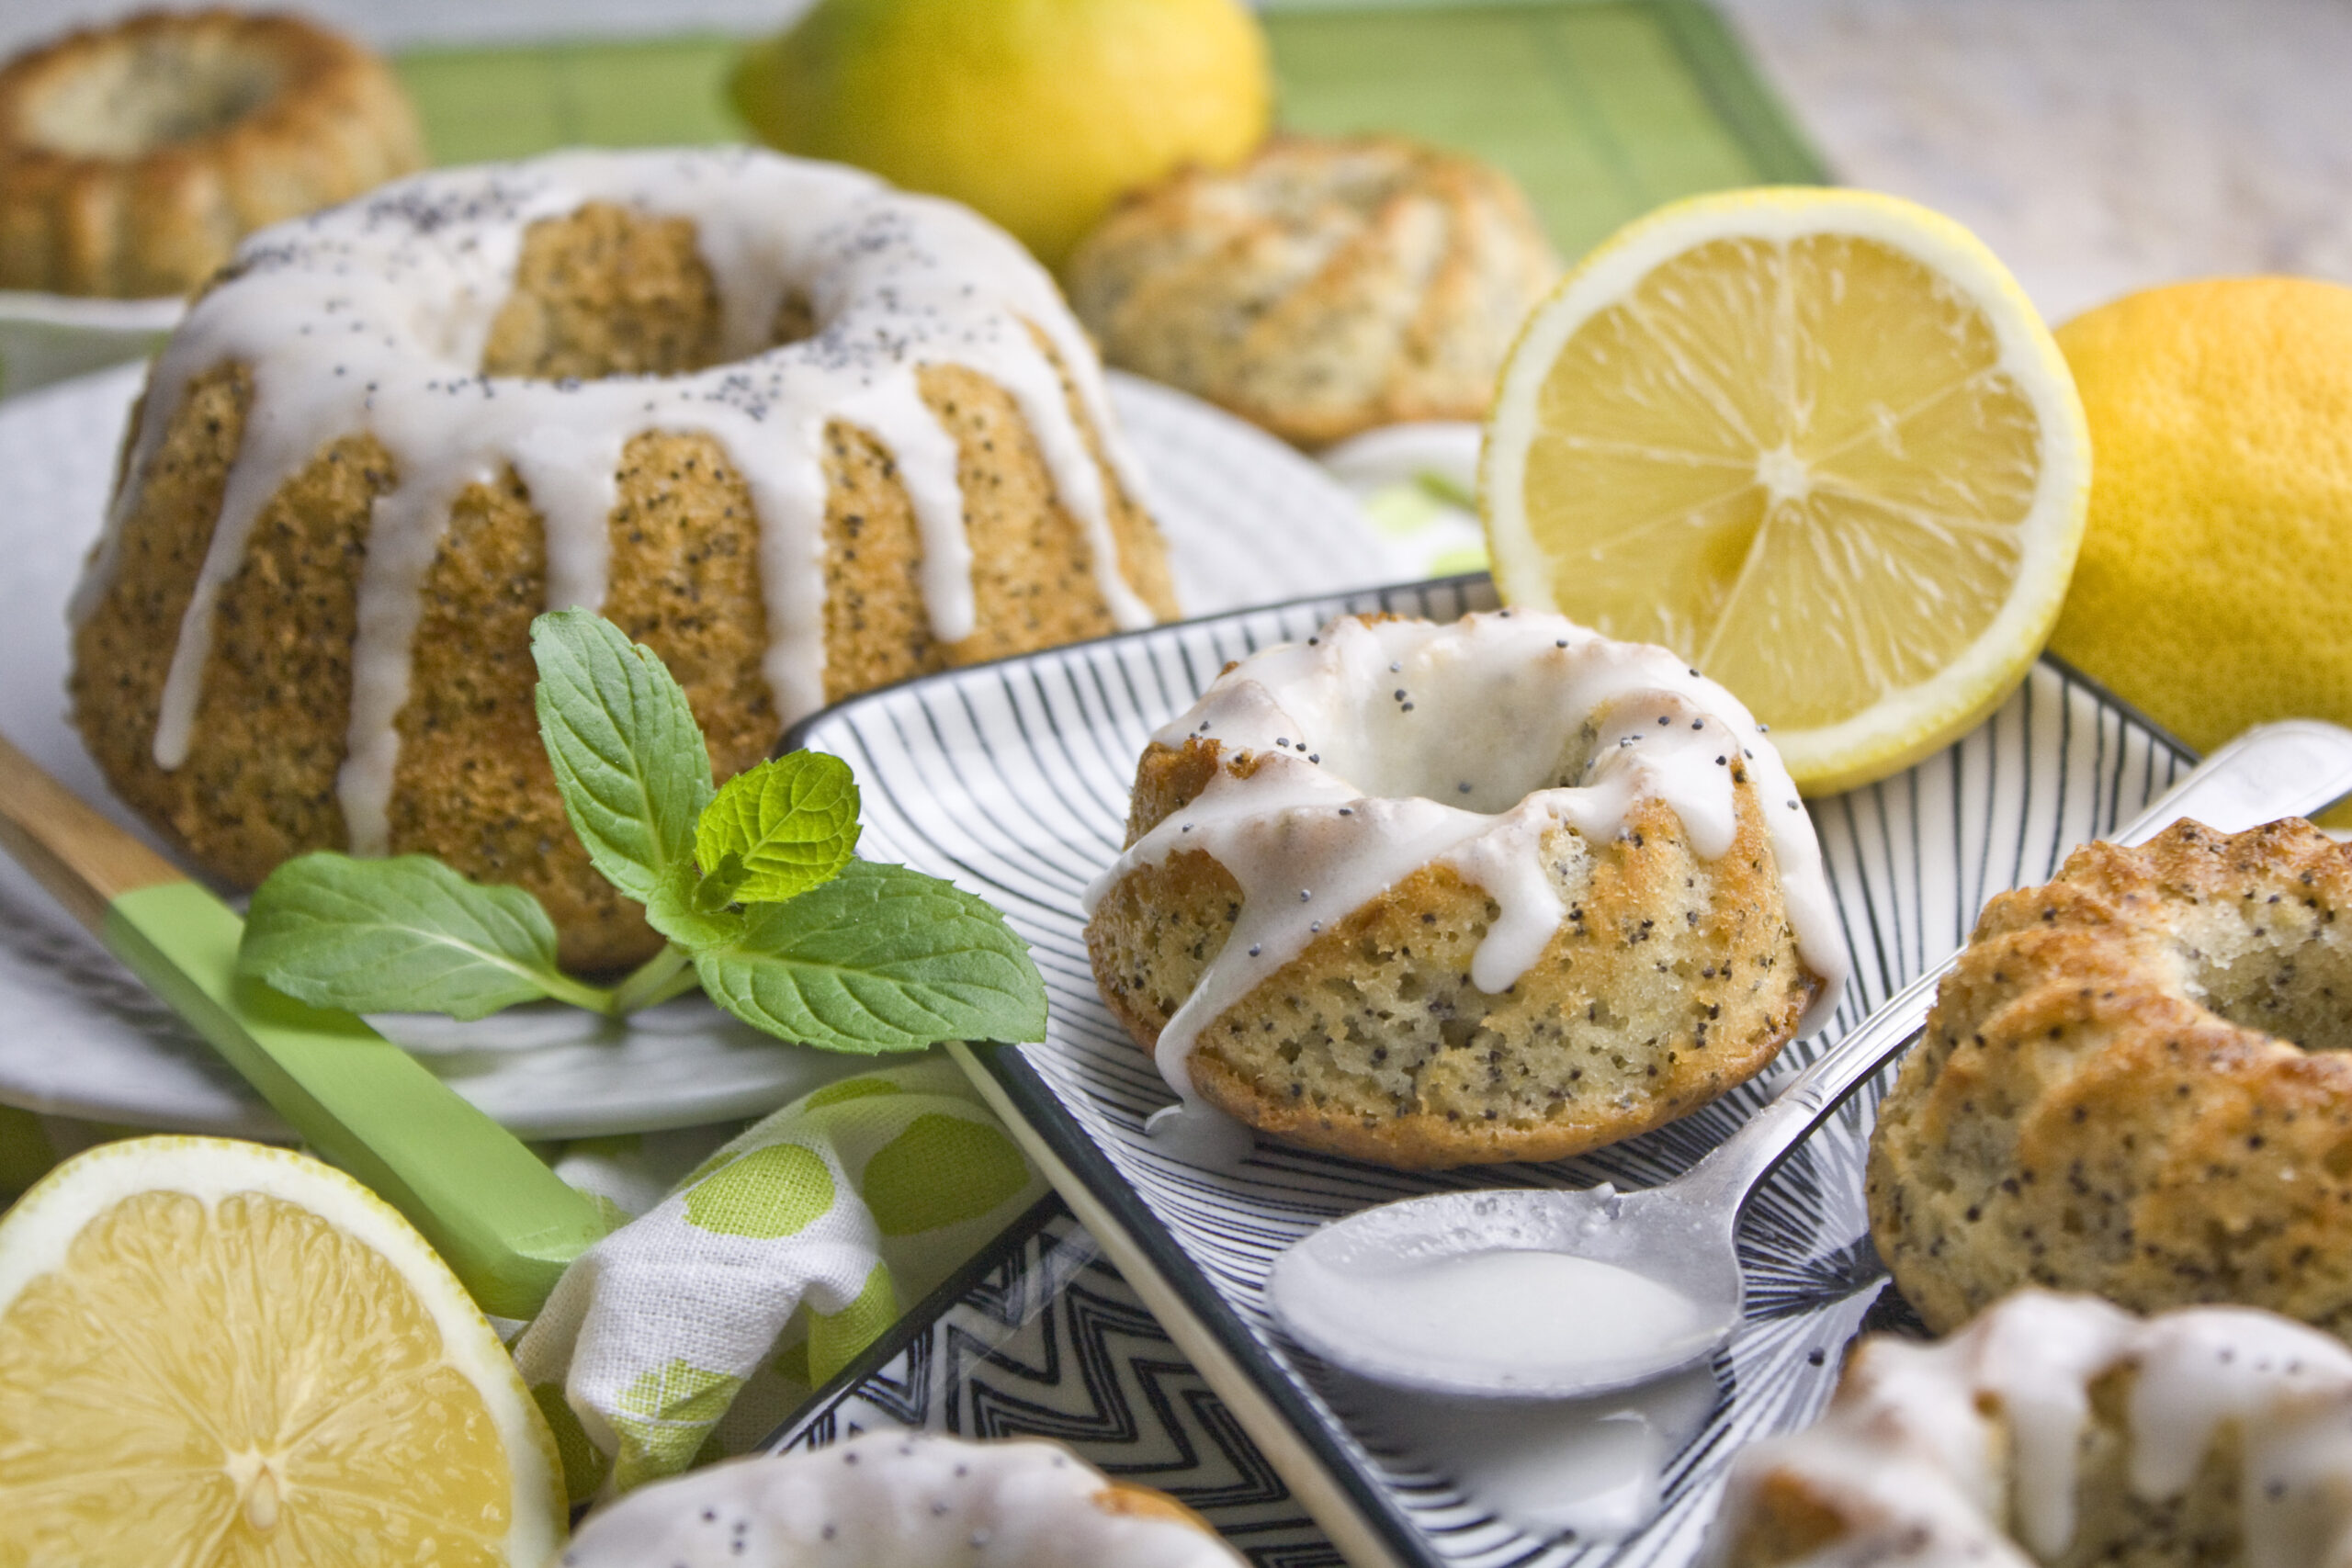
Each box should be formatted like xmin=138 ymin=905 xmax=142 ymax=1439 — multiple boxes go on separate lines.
xmin=2050 ymin=278 xmax=2352 ymax=766
xmin=0 ymin=1136 xmax=564 ymax=1566
xmin=732 ymin=0 xmax=1270 ymax=269
xmin=1482 ymin=188 xmax=2090 ymax=795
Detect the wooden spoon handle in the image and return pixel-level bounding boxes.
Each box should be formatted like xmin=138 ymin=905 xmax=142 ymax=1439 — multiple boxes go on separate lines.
xmin=0 ymin=731 xmax=183 ymax=932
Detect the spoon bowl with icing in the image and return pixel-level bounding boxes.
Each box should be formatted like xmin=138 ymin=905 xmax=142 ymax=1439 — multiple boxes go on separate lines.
xmin=1269 ymin=719 xmax=2352 ymax=1400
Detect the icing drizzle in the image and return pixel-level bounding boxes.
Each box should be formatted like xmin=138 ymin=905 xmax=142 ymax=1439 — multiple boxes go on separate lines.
xmin=560 ymin=1431 xmax=1243 ymax=1568
xmin=1711 ymin=1292 xmax=2352 ymax=1568
xmin=1080 ymin=611 xmax=1849 ymax=1101
xmin=77 ymin=148 xmax=1158 ymax=854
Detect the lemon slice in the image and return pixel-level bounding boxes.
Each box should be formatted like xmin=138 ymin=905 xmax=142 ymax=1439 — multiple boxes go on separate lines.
xmin=1481 ymin=187 xmax=2089 ymax=794
xmin=0 ymin=1136 xmax=564 ymax=1565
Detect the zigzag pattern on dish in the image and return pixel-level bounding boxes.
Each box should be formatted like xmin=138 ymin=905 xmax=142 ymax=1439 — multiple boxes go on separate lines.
xmin=770 ymin=1202 xmax=1343 ymax=1567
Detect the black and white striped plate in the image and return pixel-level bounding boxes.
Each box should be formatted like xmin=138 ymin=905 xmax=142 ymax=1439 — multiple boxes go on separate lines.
xmin=790 ymin=573 xmax=2193 ymax=1568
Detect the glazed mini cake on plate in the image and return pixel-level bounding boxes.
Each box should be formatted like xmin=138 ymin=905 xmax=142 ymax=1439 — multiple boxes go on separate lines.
xmin=1085 ymin=608 xmax=1847 ymax=1168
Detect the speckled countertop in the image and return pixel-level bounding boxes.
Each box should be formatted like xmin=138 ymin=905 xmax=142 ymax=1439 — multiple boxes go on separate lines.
xmin=1717 ymin=0 xmax=2352 ymax=322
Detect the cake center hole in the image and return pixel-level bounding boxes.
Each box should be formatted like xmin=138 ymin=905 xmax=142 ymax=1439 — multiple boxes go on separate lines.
xmin=25 ymin=34 xmax=285 ymax=158
xmin=2186 ymin=898 xmax=2352 ymax=1054
xmin=480 ymin=203 xmax=816 ymax=382
xmin=1309 ymin=658 xmax=1599 ymax=814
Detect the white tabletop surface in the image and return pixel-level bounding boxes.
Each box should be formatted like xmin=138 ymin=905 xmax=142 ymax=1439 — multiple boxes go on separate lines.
xmin=1718 ymin=0 xmax=2352 ymax=324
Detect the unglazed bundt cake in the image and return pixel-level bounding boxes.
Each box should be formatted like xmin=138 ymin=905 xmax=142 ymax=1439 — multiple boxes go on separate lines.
xmin=1870 ymin=818 xmax=2352 ymax=1337
xmin=562 ymin=1433 xmax=1245 ymax=1568
xmin=1708 ymin=1291 xmax=2352 ymax=1568
xmin=1064 ymin=135 xmax=1560 ymax=445
xmin=0 ymin=9 xmax=424 ymax=298
xmin=71 ymin=149 xmax=1179 ymax=970
xmin=1082 ymin=610 xmax=1847 ymax=1168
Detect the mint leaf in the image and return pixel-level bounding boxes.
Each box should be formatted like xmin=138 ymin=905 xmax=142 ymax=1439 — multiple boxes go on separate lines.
xmin=694 ymin=752 xmax=860 ymax=906
xmin=642 ymin=858 xmax=747 ymax=953
xmin=239 ymin=852 xmax=576 ymax=1020
xmin=531 ymin=610 xmax=714 ymax=906
xmin=692 ymin=861 xmax=1047 ymax=1053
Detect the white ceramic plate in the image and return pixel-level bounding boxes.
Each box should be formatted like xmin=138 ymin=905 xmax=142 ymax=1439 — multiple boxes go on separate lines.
xmin=0 ymin=363 xmax=1389 ymax=1139
xmin=792 ymin=575 xmax=2197 ymax=1568
xmin=0 ymin=290 xmax=180 ymax=400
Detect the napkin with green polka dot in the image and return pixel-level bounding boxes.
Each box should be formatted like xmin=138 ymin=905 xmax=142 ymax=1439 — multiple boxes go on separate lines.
xmin=514 ymin=1054 xmax=1045 ymax=1500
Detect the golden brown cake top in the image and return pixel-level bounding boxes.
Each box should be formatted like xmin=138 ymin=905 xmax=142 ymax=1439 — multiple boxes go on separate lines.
xmin=1710 ymin=1290 xmax=2352 ymax=1568
xmin=1082 ymin=609 xmax=1847 ymax=1103
xmin=73 ymin=148 xmax=1159 ymax=855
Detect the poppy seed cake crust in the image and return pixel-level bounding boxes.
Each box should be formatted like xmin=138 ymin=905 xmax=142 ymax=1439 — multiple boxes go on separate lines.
xmin=1090 ymin=751 xmax=1816 ymax=1168
xmin=1868 ymin=818 xmax=2352 ymax=1337
xmin=71 ymin=160 xmax=1176 ymax=971
xmin=1066 ymin=135 xmax=1561 ymax=446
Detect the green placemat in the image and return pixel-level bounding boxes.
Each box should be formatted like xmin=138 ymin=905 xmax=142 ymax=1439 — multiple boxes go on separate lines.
xmin=396 ymin=34 xmax=747 ymax=164
xmin=1267 ymin=0 xmax=1825 ymax=256
xmin=392 ymin=0 xmax=1824 ymax=264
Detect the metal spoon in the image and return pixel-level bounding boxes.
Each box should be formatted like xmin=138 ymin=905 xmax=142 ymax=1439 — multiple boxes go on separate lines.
xmin=1267 ymin=719 xmax=2352 ymax=1399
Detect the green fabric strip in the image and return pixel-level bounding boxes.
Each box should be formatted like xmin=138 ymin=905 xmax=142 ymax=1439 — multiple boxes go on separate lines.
xmin=103 ymin=880 xmax=610 ymax=1316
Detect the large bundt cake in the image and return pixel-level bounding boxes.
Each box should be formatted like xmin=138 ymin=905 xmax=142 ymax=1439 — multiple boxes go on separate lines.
xmin=1708 ymin=1290 xmax=2352 ymax=1568
xmin=1082 ymin=610 xmax=1847 ymax=1168
xmin=1870 ymin=818 xmax=2352 ymax=1337
xmin=70 ymin=149 xmax=1179 ymax=970
xmin=1064 ymin=135 xmax=1560 ymax=446
xmin=0 ymin=9 xmax=424 ymax=298
xmin=563 ymin=1433 xmax=1245 ymax=1567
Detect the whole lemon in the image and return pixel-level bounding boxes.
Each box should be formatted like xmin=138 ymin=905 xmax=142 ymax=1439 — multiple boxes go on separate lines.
xmin=2049 ymin=278 xmax=2352 ymax=756
xmin=731 ymin=0 xmax=1271 ymax=269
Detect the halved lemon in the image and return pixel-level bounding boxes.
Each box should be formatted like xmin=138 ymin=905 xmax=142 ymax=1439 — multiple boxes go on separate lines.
xmin=1481 ymin=187 xmax=2089 ymax=794
xmin=0 ymin=1136 xmax=565 ymax=1565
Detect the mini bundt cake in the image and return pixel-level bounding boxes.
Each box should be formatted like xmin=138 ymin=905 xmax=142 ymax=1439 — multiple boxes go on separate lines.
xmin=1708 ymin=1290 xmax=2352 ymax=1568
xmin=0 ymin=9 xmax=424 ymax=298
xmin=1870 ymin=818 xmax=2352 ymax=1337
xmin=70 ymin=149 xmax=1179 ymax=970
xmin=1082 ymin=609 xmax=1847 ymax=1168
xmin=1064 ymin=135 xmax=1560 ymax=446
xmin=561 ymin=1433 xmax=1245 ymax=1568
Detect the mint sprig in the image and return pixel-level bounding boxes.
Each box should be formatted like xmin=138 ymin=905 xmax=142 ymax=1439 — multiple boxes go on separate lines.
xmin=243 ymin=852 xmax=604 ymax=1020
xmin=236 ymin=612 xmax=1047 ymax=1054
xmin=694 ymin=863 xmax=1046 ymax=1054
xmin=695 ymin=751 xmax=860 ymax=906
xmin=531 ymin=609 xmax=714 ymax=907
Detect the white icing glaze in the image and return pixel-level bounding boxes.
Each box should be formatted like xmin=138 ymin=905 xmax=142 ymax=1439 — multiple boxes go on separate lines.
xmin=1282 ymin=1246 xmax=1709 ymax=1376
xmin=1708 ymin=1291 xmax=2352 ymax=1568
xmin=560 ymin=1432 xmax=1244 ymax=1568
xmin=1080 ymin=610 xmax=1849 ymax=1102
xmin=78 ymin=148 xmax=1157 ymax=854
